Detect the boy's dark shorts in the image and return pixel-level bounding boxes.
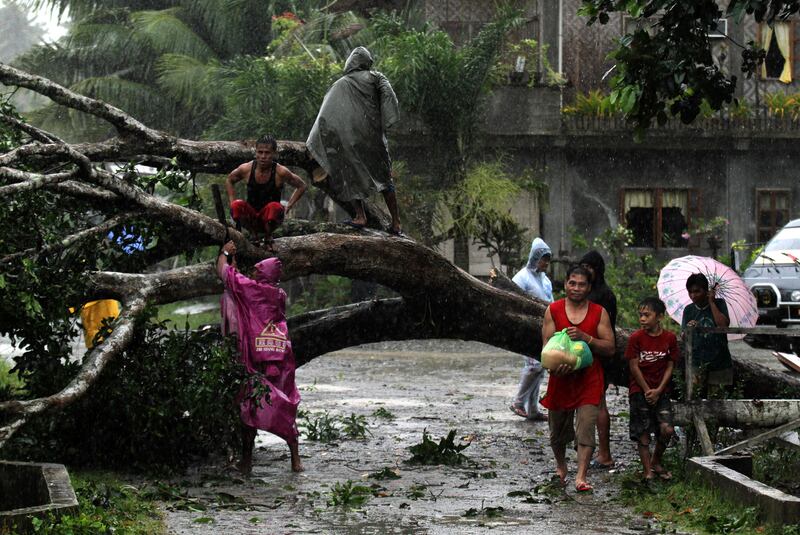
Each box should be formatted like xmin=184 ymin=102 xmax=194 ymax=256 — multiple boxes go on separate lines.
xmin=629 ymin=392 xmax=673 ymax=442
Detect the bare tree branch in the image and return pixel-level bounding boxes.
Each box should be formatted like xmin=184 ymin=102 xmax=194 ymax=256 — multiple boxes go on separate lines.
xmin=0 ymin=63 xmax=165 ymax=141
xmin=0 ymin=213 xmax=133 ymax=265
xmin=49 ymin=180 xmax=121 ymax=204
xmin=0 ymin=168 xmax=76 ymax=197
xmin=0 ymin=113 xmax=64 ymax=144
xmin=0 ymin=417 xmax=27 ymax=449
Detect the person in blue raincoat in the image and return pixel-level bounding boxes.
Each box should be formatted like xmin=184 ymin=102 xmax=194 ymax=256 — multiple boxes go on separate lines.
xmin=510 ymin=237 xmax=553 ymax=420
xmin=306 ymin=46 xmax=403 ymax=235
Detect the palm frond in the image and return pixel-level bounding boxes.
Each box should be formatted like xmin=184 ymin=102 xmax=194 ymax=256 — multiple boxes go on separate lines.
xmin=71 ymin=75 xmax=171 ymax=124
xmin=130 ymin=7 xmax=217 ymax=61
xmin=67 ymin=22 xmax=157 ymax=74
xmin=20 ymin=0 xmax=175 ymax=21
xmin=181 ymin=0 xmax=271 ymax=57
xmin=156 ymin=53 xmax=221 ymax=112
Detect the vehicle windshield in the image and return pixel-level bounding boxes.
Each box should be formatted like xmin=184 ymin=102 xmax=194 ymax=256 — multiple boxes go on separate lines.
xmin=764 ymin=227 xmax=800 ymax=252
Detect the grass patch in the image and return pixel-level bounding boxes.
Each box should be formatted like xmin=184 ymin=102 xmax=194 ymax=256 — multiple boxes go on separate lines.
xmin=753 ymin=443 xmax=800 ymax=497
xmin=29 ymin=471 xmax=165 ymax=534
xmin=617 ymin=454 xmax=800 ymax=535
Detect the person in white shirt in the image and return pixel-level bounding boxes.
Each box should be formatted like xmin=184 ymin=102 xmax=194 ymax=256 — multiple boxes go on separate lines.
xmin=510 ymin=237 xmax=553 ymax=420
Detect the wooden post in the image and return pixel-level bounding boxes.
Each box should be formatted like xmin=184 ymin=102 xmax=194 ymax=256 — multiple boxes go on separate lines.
xmin=693 ymin=412 xmax=715 ymax=455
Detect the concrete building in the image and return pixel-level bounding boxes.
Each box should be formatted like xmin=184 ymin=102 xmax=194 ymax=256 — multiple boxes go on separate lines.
xmin=399 ymin=0 xmax=800 ymax=275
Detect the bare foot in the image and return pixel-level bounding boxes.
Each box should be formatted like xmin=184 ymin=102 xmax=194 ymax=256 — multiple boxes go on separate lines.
xmin=556 ymin=463 xmax=568 ymax=486
xmin=290 ymin=443 xmax=304 ymax=472
xmin=291 ymin=458 xmax=304 ymax=472
xmin=236 ymin=459 xmax=252 ymax=477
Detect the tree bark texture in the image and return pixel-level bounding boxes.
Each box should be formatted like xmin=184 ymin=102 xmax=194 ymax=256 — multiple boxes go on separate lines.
xmin=673 ymin=400 xmax=800 ymax=428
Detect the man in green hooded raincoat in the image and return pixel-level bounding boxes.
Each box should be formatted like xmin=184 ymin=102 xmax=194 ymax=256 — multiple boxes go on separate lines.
xmin=306 ymin=46 xmax=403 ymax=234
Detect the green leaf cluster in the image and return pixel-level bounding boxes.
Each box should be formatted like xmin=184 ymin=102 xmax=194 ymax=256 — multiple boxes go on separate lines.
xmin=577 ymin=0 xmax=800 ymax=131
xmin=207 ymin=52 xmax=341 ymax=141
xmin=299 ymin=410 xmax=372 ymax=442
xmin=406 ymin=429 xmax=471 ymax=466
xmin=326 ymin=480 xmax=373 ymax=509
xmin=373 ymin=7 xmax=522 ymax=163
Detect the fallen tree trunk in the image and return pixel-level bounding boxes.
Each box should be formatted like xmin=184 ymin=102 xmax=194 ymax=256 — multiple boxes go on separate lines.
xmin=733 ymin=355 xmax=800 ymax=399
xmin=674 ymin=400 xmax=800 ymax=428
xmin=1 ymin=61 xmax=797 ymax=449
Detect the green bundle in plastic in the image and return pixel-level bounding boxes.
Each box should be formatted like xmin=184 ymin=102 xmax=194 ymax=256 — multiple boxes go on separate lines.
xmin=541 ymin=328 xmax=593 ymax=371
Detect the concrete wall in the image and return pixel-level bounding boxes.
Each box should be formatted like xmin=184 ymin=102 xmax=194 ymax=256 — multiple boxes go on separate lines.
xmin=392 ymin=87 xmax=800 ymax=274
xmin=532 ymin=133 xmax=800 ymax=261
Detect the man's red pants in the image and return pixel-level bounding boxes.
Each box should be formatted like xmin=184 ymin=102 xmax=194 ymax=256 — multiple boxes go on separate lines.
xmin=230 ymin=200 xmax=284 ymax=232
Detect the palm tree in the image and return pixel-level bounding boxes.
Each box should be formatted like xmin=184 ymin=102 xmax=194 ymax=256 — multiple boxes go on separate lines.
xmin=14 ymin=0 xmax=332 ymax=139
xmin=370 ymin=8 xmax=523 ymax=270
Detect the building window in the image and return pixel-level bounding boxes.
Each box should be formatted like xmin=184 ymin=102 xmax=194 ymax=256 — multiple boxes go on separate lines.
xmin=756 ymin=189 xmax=791 ymax=243
xmin=760 ymin=22 xmax=793 ymax=83
xmin=621 ymin=189 xmax=692 ymax=248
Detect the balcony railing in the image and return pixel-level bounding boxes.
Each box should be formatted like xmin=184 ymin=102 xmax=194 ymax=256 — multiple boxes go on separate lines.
xmin=561 ymin=111 xmax=800 ymax=134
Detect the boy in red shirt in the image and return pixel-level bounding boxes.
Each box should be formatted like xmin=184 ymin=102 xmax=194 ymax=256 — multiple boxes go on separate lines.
xmin=625 ymin=297 xmax=680 ymax=481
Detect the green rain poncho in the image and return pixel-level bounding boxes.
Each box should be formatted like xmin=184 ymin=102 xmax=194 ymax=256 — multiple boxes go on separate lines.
xmin=306 ymin=47 xmax=399 ymax=202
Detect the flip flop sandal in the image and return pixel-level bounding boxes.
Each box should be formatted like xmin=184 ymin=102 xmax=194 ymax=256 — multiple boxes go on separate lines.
xmin=575 ymin=482 xmax=594 ymax=493
xmin=527 ymin=412 xmax=548 ymax=422
xmin=509 ymin=404 xmax=528 ymax=418
xmin=589 ymin=459 xmax=615 ymax=470
xmin=548 ymin=474 xmax=567 ymax=487
xmin=654 ymin=469 xmax=672 ymax=481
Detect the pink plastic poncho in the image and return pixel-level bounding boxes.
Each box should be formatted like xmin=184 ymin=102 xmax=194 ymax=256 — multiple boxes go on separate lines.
xmin=220 ymin=258 xmax=300 ymax=444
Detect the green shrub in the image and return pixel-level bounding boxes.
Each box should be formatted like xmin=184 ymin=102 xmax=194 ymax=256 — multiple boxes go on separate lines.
xmin=326 ymin=480 xmax=372 ymax=509
xmin=0 ymin=359 xmax=25 ymax=401
xmin=3 ymin=319 xmax=242 ymax=472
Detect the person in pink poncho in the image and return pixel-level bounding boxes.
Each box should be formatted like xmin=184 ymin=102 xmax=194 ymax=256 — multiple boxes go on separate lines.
xmin=218 ymin=240 xmax=302 ymax=473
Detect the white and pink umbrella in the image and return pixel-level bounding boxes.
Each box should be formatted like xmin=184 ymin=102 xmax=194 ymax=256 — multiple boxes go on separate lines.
xmin=657 ymin=255 xmax=758 ymax=339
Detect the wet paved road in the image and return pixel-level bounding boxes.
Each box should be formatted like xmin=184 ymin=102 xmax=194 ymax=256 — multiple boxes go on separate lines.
xmin=164 ymin=341 xmax=658 ymax=534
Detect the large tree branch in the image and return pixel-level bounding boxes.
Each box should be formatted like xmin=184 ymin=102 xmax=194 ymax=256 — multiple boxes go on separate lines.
xmin=0 ymin=64 xmax=394 ymax=228
xmin=0 ymin=63 xmax=164 ymax=141
xmin=49 ymin=180 xmax=122 ymax=204
xmin=86 ymin=235 xmax=551 ymax=356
